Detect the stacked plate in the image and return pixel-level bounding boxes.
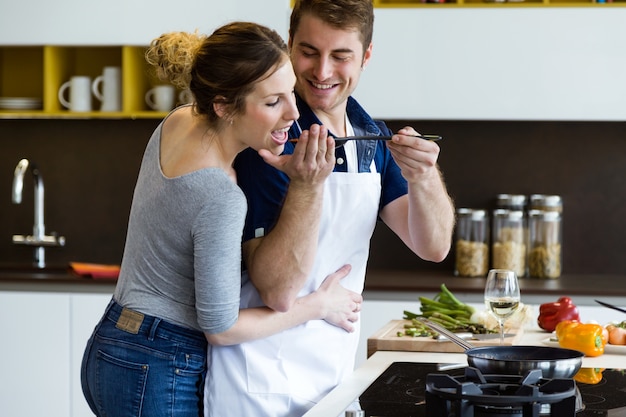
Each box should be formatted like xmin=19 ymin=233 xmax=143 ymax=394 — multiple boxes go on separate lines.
xmin=0 ymin=97 xmax=43 ymax=110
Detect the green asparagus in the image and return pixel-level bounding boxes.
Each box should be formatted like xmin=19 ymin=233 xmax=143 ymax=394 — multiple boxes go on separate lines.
xmin=398 ymin=284 xmax=495 ymax=337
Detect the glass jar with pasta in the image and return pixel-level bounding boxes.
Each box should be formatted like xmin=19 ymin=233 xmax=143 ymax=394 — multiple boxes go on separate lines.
xmin=528 ymin=209 xmax=562 ymax=279
xmin=492 ymin=209 xmax=526 ymax=277
xmin=454 ymin=208 xmax=489 ymax=277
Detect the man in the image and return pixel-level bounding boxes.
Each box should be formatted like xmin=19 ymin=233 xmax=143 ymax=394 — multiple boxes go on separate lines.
xmin=205 ymin=1 xmax=455 ymax=416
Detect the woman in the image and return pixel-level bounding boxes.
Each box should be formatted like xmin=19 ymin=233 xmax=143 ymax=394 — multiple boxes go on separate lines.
xmin=80 ymin=22 xmax=362 ymax=417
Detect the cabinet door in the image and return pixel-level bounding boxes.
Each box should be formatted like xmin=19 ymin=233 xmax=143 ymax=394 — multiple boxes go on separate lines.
xmin=358 ymin=299 xmax=422 ymax=367
xmin=69 ymin=293 xmax=112 ymax=417
xmin=0 ymin=292 xmax=71 ymax=417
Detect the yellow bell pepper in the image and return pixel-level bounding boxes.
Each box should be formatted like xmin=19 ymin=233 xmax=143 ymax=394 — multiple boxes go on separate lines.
xmin=574 ymin=368 xmax=604 ymax=385
xmin=555 ymin=320 xmax=606 ymax=357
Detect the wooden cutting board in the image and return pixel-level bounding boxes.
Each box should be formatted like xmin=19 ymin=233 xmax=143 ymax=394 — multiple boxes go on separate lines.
xmin=367 ymin=320 xmax=524 ymax=357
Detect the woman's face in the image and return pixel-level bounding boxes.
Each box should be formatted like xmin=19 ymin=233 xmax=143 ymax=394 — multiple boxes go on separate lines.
xmin=233 ymin=59 xmax=299 ymax=155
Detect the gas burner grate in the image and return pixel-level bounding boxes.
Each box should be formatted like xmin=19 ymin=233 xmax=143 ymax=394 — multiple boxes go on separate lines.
xmin=426 ymin=367 xmax=577 ymax=417
xmin=359 ymin=363 xmax=626 ymax=417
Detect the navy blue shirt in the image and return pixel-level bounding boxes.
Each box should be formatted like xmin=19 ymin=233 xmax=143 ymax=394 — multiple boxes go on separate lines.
xmin=234 ymin=94 xmax=408 ymax=243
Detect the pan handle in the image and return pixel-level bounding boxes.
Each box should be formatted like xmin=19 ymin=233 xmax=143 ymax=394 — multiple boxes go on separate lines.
xmin=415 ymin=317 xmax=476 ymax=351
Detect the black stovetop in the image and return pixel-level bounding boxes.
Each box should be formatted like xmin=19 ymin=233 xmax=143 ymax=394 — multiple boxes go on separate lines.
xmin=359 ymin=362 xmax=626 ymax=417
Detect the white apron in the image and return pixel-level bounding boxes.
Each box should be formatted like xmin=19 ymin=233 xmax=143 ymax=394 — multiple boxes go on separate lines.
xmin=205 ymin=162 xmax=381 ymax=417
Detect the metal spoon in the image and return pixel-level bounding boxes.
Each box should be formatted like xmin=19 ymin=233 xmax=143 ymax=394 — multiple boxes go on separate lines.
xmin=333 ymin=134 xmax=442 ymax=148
xmin=290 ymin=134 xmax=442 ymax=148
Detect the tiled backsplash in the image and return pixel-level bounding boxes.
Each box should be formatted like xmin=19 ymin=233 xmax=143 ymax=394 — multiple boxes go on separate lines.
xmin=1 ymin=119 xmax=625 ymax=275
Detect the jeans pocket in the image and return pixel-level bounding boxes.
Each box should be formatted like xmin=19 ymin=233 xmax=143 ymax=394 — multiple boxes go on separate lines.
xmin=94 ymin=348 xmax=148 ymax=417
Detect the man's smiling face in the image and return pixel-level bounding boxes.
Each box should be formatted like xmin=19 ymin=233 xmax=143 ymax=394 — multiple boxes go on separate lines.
xmin=289 ymin=13 xmax=372 ymax=119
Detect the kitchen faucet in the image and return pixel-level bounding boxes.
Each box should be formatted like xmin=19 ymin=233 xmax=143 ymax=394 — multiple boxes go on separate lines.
xmin=12 ymin=158 xmax=65 ymax=268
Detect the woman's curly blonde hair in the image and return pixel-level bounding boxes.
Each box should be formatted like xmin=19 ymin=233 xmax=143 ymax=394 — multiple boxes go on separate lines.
xmin=145 ymin=30 xmax=206 ymax=90
xmin=145 ymin=22 xmax=288 ymax=127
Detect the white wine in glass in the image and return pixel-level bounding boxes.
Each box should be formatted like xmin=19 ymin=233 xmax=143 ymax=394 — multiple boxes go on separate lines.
xmin=484 ymin=269 xmax=520 ymax=344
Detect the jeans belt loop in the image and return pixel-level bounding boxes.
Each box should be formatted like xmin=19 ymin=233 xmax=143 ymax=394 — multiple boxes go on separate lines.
xmin=148 ymin=318 xmax=161 ymax=341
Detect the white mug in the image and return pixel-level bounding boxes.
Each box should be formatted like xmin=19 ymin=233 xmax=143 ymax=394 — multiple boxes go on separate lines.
xmin=145 ymin=85 xmax=175 ymax=112
xmin=178 ymin=88 xmax=194 ymax=105
xmin=92 ymin=66 xmax=121 ymax=112
xmin=58 ymin=76 xmax=92 ymax=112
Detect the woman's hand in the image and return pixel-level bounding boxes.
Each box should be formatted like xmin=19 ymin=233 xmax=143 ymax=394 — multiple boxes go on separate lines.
xmin=313 ymin=264 xmax=363 ymax=333
xmin=258 ymin=123 xmax=335 ymax=188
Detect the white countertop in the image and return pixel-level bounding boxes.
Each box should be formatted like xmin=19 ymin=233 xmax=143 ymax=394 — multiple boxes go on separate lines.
xmin=303 ymin=328 xmax=626 ymax=417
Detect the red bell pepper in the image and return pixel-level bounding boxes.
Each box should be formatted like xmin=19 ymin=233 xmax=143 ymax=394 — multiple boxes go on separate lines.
xmin=537 ymin=296 xmax=580 ymax=332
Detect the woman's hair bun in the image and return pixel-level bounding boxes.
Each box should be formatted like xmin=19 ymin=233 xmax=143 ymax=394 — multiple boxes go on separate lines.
xmin=145 ymin=30 xmax=206 ymax=90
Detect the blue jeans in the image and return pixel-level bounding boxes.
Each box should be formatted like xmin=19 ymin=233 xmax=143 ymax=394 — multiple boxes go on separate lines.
xmin=81 ymin=299 xmax=208 ymax=417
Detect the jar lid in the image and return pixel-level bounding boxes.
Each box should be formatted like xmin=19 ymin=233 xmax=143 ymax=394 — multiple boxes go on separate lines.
xmin=529 ymin=209 xmax=561 ymax=221
xmin=457 ymin=208 xmax=487 ymax=220
xmin=530 ymin=194 xmax=562 ymax=208
xmin=493 ymin=208 xmax=524 ymax=220
xmin=496 ymin=194 xmax=527 ymax=207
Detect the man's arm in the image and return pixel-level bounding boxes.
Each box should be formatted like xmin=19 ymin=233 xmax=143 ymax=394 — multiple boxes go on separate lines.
xmin=205 ymin=265 xmax=362 ymax=346
xmin=380 ymin=127 xmax=455 ymax=262
xmin=243 ymin=125 xmax=336 ymax=312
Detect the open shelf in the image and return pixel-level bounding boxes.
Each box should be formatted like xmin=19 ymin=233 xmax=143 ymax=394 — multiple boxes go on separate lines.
xmin=0 ymin=45 xmax=182 ymax=119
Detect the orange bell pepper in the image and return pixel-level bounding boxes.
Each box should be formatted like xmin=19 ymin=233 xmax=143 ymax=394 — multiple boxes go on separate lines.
xmin=555 ymin=320 xmax=606 ymax=357
xmin=574 ymin=368 xmax=604 ymax=385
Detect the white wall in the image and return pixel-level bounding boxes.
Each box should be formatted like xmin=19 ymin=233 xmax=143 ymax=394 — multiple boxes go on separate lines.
xmin=1 ymin=1 xmax=625 ymax=118
xmin=0 ymin=0 xmax=291 ymax=44
xmin=358 ymin=8 xmax=626 ymax=120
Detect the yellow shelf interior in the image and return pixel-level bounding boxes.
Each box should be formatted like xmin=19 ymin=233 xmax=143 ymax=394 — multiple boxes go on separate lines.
xmin=1 ymin=45 xmax=176 ymax=119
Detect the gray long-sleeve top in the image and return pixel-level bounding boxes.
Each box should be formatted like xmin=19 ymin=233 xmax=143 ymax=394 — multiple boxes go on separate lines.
xmin=114 ymin=121 xmax=245 ymax=334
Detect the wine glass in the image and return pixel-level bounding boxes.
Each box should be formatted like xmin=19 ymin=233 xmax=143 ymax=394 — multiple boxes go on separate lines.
xmin=484 ymin=269 xmax=520 ymax=344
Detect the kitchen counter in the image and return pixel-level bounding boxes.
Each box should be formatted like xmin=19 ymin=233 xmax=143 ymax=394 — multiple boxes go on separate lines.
xmin=364 ymin=270 xmax=626 ymax=305
xmin=3 ymin=267 xmax=625 ymax=301
xmin=365 ymin=269 xmax=626 ymax=296
xmin=303 ymin=328 xmax=626 ymax=417
xmin=0 ymin=266 xmax=116 ymax=293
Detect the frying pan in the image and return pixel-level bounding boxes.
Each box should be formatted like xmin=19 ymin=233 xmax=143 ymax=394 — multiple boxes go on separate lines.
xmin=417 ymin=317 xmax=583 ymax=379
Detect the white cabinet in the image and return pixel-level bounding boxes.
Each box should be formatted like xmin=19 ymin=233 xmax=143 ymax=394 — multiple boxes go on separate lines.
xmin=357 ymin=299 xmax=421 ymax=367
xmin=0 ymin=291 xmax=111 ymax=417
xmin=0 ymin=292 xmax=71 ymax=417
